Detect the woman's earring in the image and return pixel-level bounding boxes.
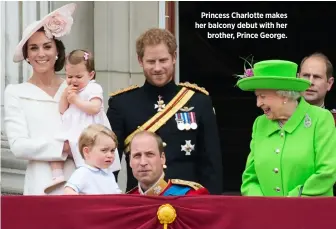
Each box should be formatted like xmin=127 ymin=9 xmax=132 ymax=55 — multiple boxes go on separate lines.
xmin=55 ymin=56 xmax=58 ymax=60
xmin=163 ymin=165 xmax=167 ymax=169
xmin=26 ymin=58 xmax=30 ymax=62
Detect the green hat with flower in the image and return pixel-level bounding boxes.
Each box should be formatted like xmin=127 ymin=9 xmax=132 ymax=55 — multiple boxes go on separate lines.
xmin=236 ymin=58 xmax=311 ymax=92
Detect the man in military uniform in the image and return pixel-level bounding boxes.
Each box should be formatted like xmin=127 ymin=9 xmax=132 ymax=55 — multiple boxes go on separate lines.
xmin=107 ymin=28 xmax=222 ymax=194
xmin=127 ymin=131 xmax=209 ymax=195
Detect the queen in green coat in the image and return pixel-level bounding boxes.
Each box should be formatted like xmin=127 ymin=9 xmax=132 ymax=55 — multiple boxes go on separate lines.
xmin=237 ymin=60 xmax=336 ymax=197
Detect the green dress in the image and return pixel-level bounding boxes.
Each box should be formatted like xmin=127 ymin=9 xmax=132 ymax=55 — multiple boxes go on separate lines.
xmin=241 ymin=98 xmax=336 ymax=197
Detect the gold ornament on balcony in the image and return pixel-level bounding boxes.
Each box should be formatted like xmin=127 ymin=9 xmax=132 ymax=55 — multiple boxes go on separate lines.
xmin=157 ymin=204 xmax=176 ymax=229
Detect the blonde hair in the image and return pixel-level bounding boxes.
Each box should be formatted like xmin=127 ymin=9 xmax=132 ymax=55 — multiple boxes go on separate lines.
xmin=78 ymin=124 xmax=118 ymax=158
xmin=66 ymin=49 xmax=96 ymax=79
xmin=136 ymin=28 xmax=177 ymax=59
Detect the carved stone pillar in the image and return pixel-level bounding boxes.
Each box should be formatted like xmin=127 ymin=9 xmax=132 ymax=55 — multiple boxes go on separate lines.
xmin=94 ymin=1 xmax=159 ymax=192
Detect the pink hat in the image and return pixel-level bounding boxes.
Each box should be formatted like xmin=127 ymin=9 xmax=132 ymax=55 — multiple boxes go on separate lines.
xmin=13 ymin=3 xmax=76 ymax=63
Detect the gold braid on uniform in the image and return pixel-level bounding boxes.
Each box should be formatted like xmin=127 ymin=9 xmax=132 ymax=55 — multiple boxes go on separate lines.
xmin=178 ymin=82 xmax=209 ymax=95
xmin=171 ymin=179 xmax=204 ymax=190
xmin=109 ymin=85 xmax=139 ymax=97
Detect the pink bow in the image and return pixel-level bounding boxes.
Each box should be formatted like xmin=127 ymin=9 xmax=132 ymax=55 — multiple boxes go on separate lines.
xmin=84 ymin=52 xmax=89 ymax=60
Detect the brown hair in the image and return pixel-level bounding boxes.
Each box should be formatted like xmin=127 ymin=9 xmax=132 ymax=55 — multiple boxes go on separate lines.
xmin=136 ymin=28 xmax=177 ymax=59
xmin=78 ymin=124 xmax=118 ymax=159
xmin=66 ymin=49 xmax=96 ymax=79
xmin=129 ymin=131 xmax=164 ymax=155
xmin=299 ymin=52 xmax=333 ymax=80
xmin=23 ymin=27 xmax=65 ymax=72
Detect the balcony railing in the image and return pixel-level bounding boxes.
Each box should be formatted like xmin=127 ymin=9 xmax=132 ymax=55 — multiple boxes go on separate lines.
xmin=2 ymin=194 xmax=336 ymax=229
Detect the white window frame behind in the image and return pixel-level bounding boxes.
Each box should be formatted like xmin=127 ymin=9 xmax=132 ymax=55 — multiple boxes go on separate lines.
xmin=158 ymin=1 xmax=165 ymax=29
xmin=158 ymin=2 xmax=180 ymax=83
xmin=1 ymin=1 xmax=6 ymax=125
xmin=1 ymin=1 xmax=6 ymax=92
xmin=174 ymin=2 xmax=180 ymax=83
xmin=21 ymin=1 xmax=37 ymax=82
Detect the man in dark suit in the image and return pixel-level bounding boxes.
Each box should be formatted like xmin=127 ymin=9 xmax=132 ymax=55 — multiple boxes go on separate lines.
xmin=298 ymin=52 xmax=335 ymax=194
xmin=106 ymin=28 xmax=223 ymax=194
xmin=298 ymin=52 xmax=334 ymax=110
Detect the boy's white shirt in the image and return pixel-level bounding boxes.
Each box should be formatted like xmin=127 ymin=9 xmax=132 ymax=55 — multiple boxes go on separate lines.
xmin=65 ymin=164 xmax=122 ymax=194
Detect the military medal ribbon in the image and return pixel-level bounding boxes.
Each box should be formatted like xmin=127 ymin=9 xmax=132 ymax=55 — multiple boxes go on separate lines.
xmin=190 ymin=112 xmax=198 ymax=130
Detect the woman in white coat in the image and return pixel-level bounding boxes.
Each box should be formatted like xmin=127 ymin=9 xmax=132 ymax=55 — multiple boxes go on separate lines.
xmin=4 ymin=3 xmax=77 ymax=195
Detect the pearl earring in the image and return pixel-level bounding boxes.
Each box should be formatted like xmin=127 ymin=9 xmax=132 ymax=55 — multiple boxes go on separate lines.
xmin=55 ymin=56 xmax=58 ymax=60
xmin=26 ymin=58 xmax=29 ymax=62
xmin=163 ymin=165 xmax=167 ymax=169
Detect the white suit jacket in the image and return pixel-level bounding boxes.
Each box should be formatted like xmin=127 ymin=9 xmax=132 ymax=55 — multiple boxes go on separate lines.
xmin=4 ymin=81 xmax=76 ymax=195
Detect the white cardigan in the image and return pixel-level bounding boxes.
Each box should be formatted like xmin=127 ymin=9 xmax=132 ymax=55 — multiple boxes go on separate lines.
xmin=4 ymin=81 xmax=76 ymax=195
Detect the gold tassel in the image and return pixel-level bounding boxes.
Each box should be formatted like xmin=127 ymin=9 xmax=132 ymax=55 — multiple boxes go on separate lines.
xmin=157 ymin=204 xmax=176 ymax=229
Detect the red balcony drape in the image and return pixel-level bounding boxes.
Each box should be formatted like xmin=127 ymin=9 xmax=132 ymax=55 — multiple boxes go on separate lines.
xmin=2 ymin=194 xmax=336 ymax=229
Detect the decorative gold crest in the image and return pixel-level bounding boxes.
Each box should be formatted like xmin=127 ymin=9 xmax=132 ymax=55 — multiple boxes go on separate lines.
xmin=143 ymin=176 xmax=168 ymax=195
xmin=157 ymin=204 xmax=176 ymax=228
xmin=178 ymin=82 xmax=209 ymax=95
xmin=109 ymin=85 xmax=139 ymax=97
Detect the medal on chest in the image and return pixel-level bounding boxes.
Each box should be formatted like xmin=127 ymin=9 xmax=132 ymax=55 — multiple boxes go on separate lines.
xmin=154 ymin=95 xmax=166 ymax=112
xmin=175 ymin=111 xmax=198 ymax=131
xmin=181 ymin=140 xmax=195 ymax=156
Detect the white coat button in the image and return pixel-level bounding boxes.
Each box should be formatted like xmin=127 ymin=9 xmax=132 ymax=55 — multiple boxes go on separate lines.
xmin=275 ymin=149 xmax=280 ymax=154
xmin=275 ymin=187 xmax=281 ymax=192
xmin=280 ymin=132 xmax=284 ymax=137
xmin=273 ymin=168 xmax=279 ymax=173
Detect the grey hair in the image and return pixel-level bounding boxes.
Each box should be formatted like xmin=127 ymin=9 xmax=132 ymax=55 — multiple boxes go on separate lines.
xmin=276 ymin=90 xmax=301 ymax=101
